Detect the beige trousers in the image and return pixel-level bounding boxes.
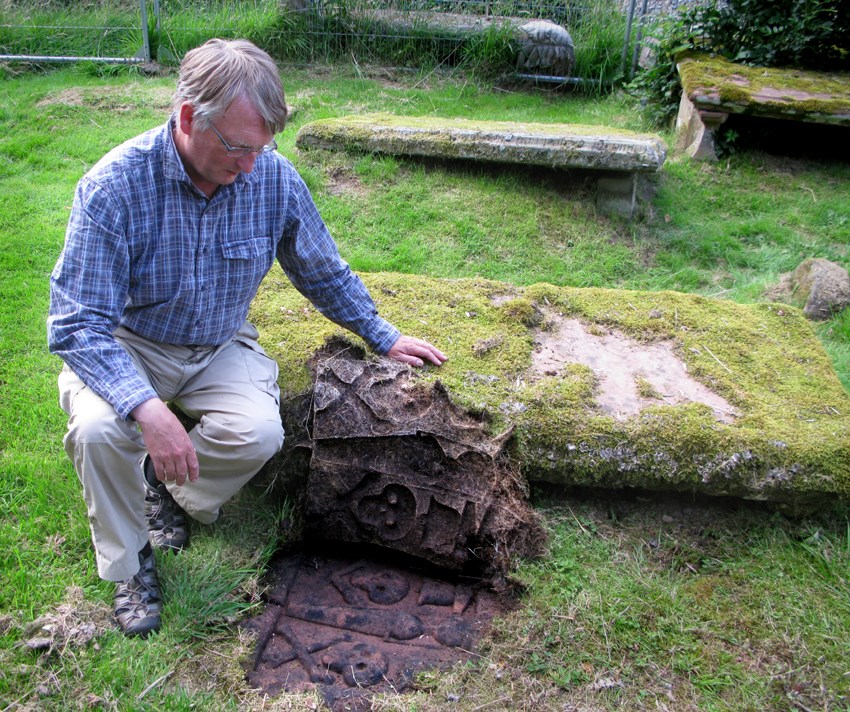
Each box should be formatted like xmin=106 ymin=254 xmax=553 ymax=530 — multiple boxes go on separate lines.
xmin=59 ymin=321 xmax=285 ymax=581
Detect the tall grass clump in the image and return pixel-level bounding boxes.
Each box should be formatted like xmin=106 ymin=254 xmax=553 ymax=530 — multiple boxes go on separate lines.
xmin=150 ymin=0 xmax=309 ymax=65
xmin=0 ymin=0 xmax=306 ymax=66
xmin=563 ymin=0 xmax=629 ymax=87
xmin=0 ymin=0 xmax=141 ymax=60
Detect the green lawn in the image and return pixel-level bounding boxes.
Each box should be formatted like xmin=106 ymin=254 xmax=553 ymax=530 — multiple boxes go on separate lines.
xmin=1 ymin=63 xmax=848 ymax=710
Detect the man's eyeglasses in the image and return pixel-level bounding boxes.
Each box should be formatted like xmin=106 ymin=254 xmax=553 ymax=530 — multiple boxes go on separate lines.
xmin=209 ymin=123 xmax=277 ymax=158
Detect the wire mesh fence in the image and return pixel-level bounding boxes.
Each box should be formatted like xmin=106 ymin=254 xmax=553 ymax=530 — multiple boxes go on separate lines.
xmin=0 ymin=0 xmax=657 ymax=84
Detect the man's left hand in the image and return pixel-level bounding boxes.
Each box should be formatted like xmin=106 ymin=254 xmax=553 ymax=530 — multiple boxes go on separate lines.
xmin=387 ymin=335 xmax=448 ymax=368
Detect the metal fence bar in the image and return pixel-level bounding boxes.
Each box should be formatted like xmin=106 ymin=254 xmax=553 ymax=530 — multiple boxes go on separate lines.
xmin=139 ymin=0 xmax=151 ymax=63
xmin=0 ymin=0 xmax=151 ymax=65
xmin=0 ymin=54 xmax=145 ymax=64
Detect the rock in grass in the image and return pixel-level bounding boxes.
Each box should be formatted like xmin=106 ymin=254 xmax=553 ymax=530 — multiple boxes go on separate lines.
xmin=252 ymin=269 xmax=850 ymax=506
xmin=766 ymin=258 xmax=850 ymax=321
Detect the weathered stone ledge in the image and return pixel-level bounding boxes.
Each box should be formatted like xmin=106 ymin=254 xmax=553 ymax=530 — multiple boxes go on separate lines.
xmin=252 ymin=270 xmax=850 ymax=506
xmin=297 ymin=113 xmax=668 ymax=173
xmin=296 ymin=113 xmax=667 ymax=218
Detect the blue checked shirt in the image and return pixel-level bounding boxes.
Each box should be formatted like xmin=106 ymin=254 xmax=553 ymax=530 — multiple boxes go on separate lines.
xmin=48 ymin=119 xmax=400 ymax=420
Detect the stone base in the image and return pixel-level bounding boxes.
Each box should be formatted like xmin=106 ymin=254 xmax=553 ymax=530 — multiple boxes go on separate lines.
xmin=675 ymin=91 xmax=729 ymax=161
xmin=675 ymin=53 xmax=850 ymax=161
xmin=596 ymin=172 xmax=638 ymax=218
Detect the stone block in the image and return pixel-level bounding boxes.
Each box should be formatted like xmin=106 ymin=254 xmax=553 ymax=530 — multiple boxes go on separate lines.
xmin=766 ymin=258 xmax=850 ymax=321
xmin=596 ymin=172 xmax=637 ymax=218
xmin=253 ymin=272 xmax=850 ymax=506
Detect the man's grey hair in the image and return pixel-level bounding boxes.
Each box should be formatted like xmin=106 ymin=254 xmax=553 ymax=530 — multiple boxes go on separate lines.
xmin=173 ymin=38 xmax=288 ymax=134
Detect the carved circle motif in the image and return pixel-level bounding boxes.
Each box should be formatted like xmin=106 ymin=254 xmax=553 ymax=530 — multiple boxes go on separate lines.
xmin=356 ymin=484 xmax=416 ymax=541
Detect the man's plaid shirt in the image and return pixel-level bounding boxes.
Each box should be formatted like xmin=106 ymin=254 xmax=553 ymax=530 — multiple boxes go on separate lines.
xmin=48 ymin=119 xmax=399 ymax=420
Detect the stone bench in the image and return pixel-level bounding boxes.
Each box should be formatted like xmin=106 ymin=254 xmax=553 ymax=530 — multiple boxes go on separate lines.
xmin=295 ymin=113 xmax=668 ymax=218
xmin=675 ymin=52 xmax=850 ymax=160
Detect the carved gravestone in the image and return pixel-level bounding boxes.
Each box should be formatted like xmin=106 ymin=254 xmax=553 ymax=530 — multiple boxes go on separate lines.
xmin=245 ymin=341 xmax=545 ymax=708
xmin=516 ymin=20 xmax=575 ymax=77
xmin=245 ymin=552 xmax=515 ymax=710
xmin=302 ymin=340 xmax=545 ymax=577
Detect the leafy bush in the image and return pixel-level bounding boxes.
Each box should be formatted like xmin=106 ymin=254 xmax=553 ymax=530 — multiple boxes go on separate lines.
xmin=706 ymin=0 xmax=848 ymax=69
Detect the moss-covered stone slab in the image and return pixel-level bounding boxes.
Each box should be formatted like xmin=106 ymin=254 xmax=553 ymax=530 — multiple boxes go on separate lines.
xmin=675 ymin=52 xmax=850 ymax=160
xmin=296 ymin=113 xmax=667 ymax=217
xmin=296 ymin=113 xmax=667 ymax=173
xmin=252 ymin=269 xmax=850 ymax=506
xmin=678 ymin=53 xmax=850 ymax=122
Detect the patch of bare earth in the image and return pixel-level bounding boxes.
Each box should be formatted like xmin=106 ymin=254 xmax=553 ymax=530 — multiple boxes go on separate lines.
xmin=324 ymin=167 xmax=368 ymax=197
xmin=2 ymin=586 xmax=114 ymax=709
xmin=36 ymin=85 xmax=173 ymax=112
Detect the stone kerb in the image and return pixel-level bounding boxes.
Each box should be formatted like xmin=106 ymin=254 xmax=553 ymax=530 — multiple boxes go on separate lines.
xmin=296 ymin=114 xmax=667 ymax=218
xmin=676 ymin=53 xmax=850 ymax=161
xmin=252 ymin=270 xmax=850 ymax=508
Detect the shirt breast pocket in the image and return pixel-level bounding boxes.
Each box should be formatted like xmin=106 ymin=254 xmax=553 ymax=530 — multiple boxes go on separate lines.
xmin=219 ymin=236 xmax=274 ymax=293
xmin=221 ymin=236 xmax=272 ymax=261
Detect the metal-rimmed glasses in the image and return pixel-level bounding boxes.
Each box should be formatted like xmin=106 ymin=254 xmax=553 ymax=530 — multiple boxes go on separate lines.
xmin=209 ymin=122 xmax=277 ymax=158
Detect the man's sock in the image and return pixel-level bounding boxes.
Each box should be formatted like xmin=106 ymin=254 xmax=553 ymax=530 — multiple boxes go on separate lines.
xmin=143 ymin=457 xmax=159 ymax=490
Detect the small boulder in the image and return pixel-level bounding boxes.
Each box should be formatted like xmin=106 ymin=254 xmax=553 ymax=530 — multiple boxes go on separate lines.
xmin=767 ymin=258 xmax=850 ymax=320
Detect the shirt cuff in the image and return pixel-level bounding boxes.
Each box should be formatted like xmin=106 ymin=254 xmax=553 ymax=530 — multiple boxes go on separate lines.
xmin=362 ymin=316 xmax=401 ymax=355
xmin=115 ymin=385 xmax=160 ymax=421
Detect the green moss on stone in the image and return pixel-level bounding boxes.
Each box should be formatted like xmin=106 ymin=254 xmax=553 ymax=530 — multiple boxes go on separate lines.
xmin=300 ymin=112 xmax=663 ymax=140
xmin=251 ymin=269 xmax=850 ymax=503
xmin=498 ymin=296 xmax=544 ymax=328
xmin=636 ymin=376 xmax=663 ymax=400
xmin=296 ymin=113 xmax=668 ymax=173
xmin=677 ymin=52 xmax=850 ymax=120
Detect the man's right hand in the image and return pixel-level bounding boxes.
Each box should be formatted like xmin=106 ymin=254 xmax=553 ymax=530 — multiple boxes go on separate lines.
xmin=130 ymin=398 xmax=199 ymax=487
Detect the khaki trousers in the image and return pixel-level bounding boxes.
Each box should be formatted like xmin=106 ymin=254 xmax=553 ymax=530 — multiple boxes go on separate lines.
xmin=59 ymin=321 xmax=284 ymax=581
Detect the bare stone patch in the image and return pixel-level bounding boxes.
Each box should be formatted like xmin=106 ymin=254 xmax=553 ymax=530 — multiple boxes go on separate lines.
xmin=530 ymin=314 xmax=738 ymax=423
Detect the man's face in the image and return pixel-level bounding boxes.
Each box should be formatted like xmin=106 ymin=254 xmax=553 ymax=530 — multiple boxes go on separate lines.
xmin=177 ymin=94 xmax=275 ymax=196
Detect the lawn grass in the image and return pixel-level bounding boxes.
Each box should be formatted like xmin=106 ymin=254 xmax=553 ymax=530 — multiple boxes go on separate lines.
xmin=1 ymin=62 xmax=848 ymax=710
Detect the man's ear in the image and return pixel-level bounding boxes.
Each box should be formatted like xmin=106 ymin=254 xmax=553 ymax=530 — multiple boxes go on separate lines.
xmin=177 ymin=102 xmax=195 ymax=136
